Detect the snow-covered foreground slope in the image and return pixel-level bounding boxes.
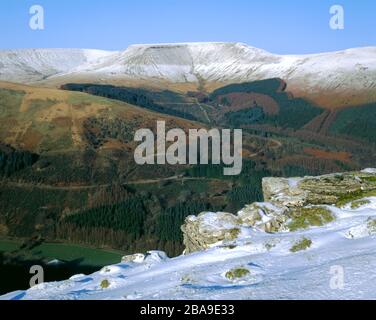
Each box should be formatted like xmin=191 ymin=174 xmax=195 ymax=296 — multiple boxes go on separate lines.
xmin=1 ymin=43 xmax=376 ymax=107
xmin=2 ymin=170 xmax=376 ymax=300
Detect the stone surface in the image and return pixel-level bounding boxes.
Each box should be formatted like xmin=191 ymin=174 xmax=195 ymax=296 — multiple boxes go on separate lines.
xmin=262 ymin=177 xmax=307 ymax=208
xmin=237 ymin=202 xmax=288 ymax=233
xmin=181 ymin=212 xmax=241 ymax=254
xmin=263 ymin=171 xmax=376 ymax=208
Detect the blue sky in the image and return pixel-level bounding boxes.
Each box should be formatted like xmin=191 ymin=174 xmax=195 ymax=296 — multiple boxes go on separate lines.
xmin=1 ymin=0 xmax=375 ymax=54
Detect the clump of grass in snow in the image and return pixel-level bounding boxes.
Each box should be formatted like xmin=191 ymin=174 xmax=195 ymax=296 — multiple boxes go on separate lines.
xmin=351 ymin=199 xmax=371 ymax=209
xmin=288 ymin=207 xmax=334 ymax=231
xmin=227 ymin=228 xmax=241 ymax=239
xmin=225 ymin=268 xmax=250 ymax=280
xmin=100 ymin=279 xmax=110 ymax=289
xmin=336 ymin=190 xmax=376 ymax=207
xmin=290 ymin=238 xmax=312 ymax=253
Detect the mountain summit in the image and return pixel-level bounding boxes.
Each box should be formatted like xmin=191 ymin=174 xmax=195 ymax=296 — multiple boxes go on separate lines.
xmin=1 ymin=42 xmax=376 ymax=107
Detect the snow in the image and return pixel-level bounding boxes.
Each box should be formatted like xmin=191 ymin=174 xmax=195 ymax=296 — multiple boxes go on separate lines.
xmin=2 ymin=198 xmax=376 ymax=300
xmin=46 ymin=259 xmax=64 ymax=266
xmin=65 ymin=43 xmax=376 ymax=97
xmin=1 ymin=43 xmax=376 ymax=100
xmin=287 ymin=178 xmax=301 ymax=188
xmin=0 ymin=48 xmax=114 ymax=83
xmin=362 ymin=168 xmax=376 ymax=174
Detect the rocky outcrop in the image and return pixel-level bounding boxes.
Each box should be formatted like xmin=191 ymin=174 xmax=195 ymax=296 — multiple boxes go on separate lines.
xmin=237 ymin=202 xmax=288 ymax=233
xmin=262 ymin=177 xmax=306 ymax=207
xmin=181 ymin=212 xmax=241 ymax=254
xmin=182 ymin=169 xmax=376 ymax=253
xmin=263 ymin=169 xmax=376 ymax=208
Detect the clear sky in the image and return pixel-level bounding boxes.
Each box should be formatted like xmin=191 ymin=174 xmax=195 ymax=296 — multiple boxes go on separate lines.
xmin=1 ymin=0 xmax=375 ymax=54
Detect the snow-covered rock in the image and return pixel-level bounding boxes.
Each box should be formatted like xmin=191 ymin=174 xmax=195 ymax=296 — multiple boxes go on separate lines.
xmin=181 ymin=212 xmax=241 ymax=254
xmin=262 ymin=177 xmax=307 ymax=208
xmin=237 ymin=202 xmax=288 ymax=233
xmin=121 ymin=253 xmax=145 ymax=264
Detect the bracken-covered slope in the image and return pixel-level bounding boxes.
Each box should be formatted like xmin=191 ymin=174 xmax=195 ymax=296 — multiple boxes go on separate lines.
xmin=0 ymin=81 xmax=199 ymax=154
xmin=2 ymin=169 xmax=376 ymax=300
xmin=1 ymin=43 xmax=376 ymax=108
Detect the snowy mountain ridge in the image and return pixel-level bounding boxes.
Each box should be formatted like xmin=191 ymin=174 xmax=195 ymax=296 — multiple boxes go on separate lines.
xmin=0 ymin=48 xmax=114 ymax=84
xmin=1 ymin=42 xmax=376 ymax=107
xmin=2 ymin=169 xmax=376 ymax=300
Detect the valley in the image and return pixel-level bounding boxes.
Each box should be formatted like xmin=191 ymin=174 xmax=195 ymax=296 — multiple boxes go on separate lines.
xmin=1 ymin=76 xmax=374 ymax=259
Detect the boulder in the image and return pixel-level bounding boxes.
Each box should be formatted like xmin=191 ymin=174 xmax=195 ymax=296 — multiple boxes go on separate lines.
xmin=262 ymin=177 xmax=307 ymax=208
xmin=237 ymin=202 xmax=288 ymax=233
xmin=181 ymin=212 xmax=241 ymax=253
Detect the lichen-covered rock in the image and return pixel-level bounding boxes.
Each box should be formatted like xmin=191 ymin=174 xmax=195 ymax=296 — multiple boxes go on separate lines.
xmin=237 ymin=204 xmax=263 ymax=226
xmin=181 ymin=212 xmax=241 ymax=253
xmin=262 ymin=177 xmax=307 ymax=208
xmin=237 ymin=202 xmax=288 ymax=233
xmin=263 ymin=170 xmax=376 ymax=208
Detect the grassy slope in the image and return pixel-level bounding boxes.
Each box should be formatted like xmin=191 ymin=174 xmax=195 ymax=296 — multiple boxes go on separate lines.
xmin=0 ymin=81 xmax=200 ymax=154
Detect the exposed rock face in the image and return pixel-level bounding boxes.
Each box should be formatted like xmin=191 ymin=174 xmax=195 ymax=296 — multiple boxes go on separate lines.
xmin=237 ymin=202 xmax=288 ymax=233
xmin=262 ymin=177 xmax=306 ymax=208
xmin=182 ymin=169 xmax=376 ymax=253
xmin=263 ymin=170 xmax=376 ymax=208
xmin=181 ymin=212 xmax=241 ymax=254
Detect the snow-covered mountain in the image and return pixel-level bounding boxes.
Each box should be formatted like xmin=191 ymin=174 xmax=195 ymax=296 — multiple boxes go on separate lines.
xmin=1 ymin=43 xmax=376 ymax=107
xmin=0 ymin=48 xmax=114 ymax=84
xmin=2 ymin=169 xmax=376 ymax=300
